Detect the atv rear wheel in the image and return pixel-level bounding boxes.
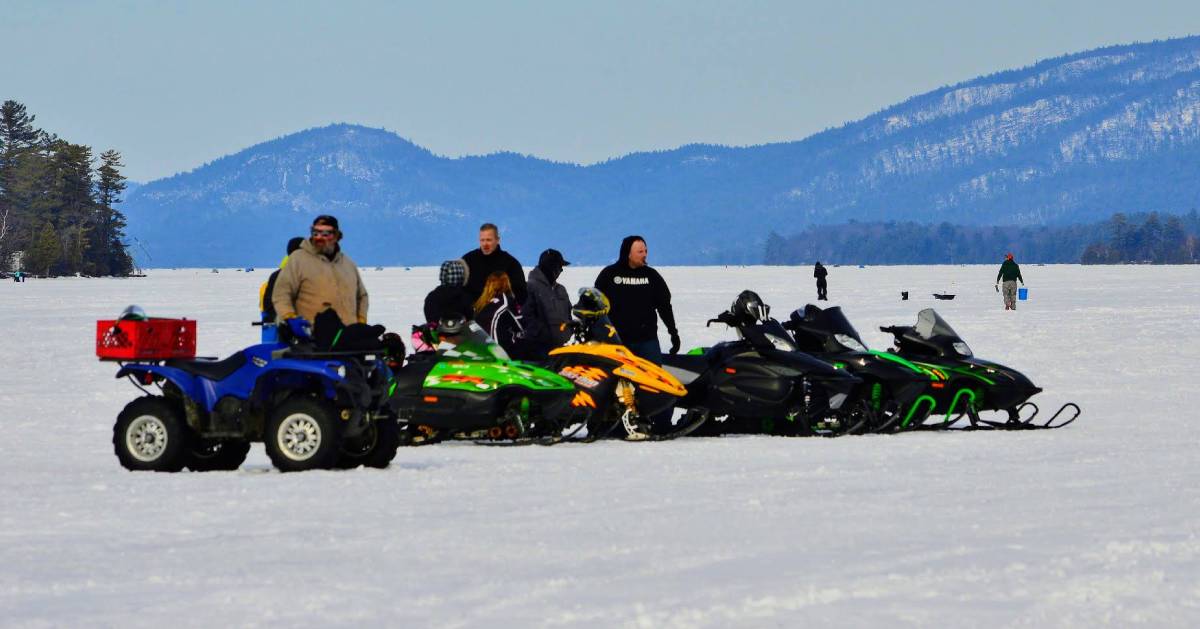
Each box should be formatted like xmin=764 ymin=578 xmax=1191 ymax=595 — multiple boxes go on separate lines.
xmin=113 ymin=396 xmax=188 ymax=472
xmin=186 ymin=440 xmax=251 ymax=471
xmin=264 ymin=398 xmax=341 ymax=472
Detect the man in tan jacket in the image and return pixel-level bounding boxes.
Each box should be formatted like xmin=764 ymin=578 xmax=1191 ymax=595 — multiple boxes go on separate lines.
xmin=272 ymin=215 xmax=369 ymax=325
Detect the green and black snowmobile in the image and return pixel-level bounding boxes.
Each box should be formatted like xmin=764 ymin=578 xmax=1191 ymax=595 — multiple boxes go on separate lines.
xmin=878 ymin=308 xmax=1080 ymax=430
xmin=386 ymin=318 xmax=581 ymax=444
xmin=782 ymin=304 xmax=939 ymax=432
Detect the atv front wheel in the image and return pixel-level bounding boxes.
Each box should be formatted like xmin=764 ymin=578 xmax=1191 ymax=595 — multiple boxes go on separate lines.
xmin=335 ymin=416 xmax=401 ymax=469
xmin=113 ymin=397 xmax=188 ymax=472
xmin=264 ymin=398 xmax=341 ymax=472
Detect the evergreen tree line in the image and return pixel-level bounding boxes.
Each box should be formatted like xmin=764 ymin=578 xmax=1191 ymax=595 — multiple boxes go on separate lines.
xmin=1079 ymin=211 xmax=1199 ymax=264
xmin=0 ymin=100 xmax=133 ymax=277
xmin=764 ymin=211 xmax=1200 ymax=265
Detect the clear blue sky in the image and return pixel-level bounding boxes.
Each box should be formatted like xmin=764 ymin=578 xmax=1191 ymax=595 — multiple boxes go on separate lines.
xmin=3 ymin=0 xmax=1198 ymax=182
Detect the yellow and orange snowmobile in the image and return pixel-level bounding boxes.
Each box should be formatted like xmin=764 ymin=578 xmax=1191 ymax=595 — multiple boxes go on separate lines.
xmin=544 ymin=288 xmax=702 ymax=441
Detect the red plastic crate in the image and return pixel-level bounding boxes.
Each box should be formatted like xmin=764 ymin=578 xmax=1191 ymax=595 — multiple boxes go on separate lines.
xmin=96 ymin=318 xmax=196 ymax=360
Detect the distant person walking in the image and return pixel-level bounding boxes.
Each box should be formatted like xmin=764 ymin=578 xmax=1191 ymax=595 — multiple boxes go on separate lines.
xmin=814 ymin=261 xmax=829 ymax=301
xmin=995 ymin=252 xmax=1024 ymax=310
xmin=462 ymin=223 xmax=527 ymax=305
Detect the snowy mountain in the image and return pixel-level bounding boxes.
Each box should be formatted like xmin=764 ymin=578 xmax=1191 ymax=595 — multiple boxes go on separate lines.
xmin=122 ymin=36 xmax=1200 ymax=267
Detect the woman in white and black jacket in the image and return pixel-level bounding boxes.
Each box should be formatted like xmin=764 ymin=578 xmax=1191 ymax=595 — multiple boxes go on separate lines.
xmin=473 ymin=271 xmax=527 ymax=358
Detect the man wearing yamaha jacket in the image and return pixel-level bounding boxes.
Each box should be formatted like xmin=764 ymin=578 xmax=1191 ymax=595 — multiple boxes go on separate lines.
xmin=595 ymin=235 xmax=681 ymax=362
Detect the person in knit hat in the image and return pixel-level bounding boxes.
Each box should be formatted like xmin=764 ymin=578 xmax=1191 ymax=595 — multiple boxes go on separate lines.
xmin=423 ymin=259 xmax=474 ymax=324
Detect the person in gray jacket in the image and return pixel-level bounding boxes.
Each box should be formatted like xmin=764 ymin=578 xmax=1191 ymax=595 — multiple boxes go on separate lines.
xmin=522 ymin=248 xmax=573 ymax=359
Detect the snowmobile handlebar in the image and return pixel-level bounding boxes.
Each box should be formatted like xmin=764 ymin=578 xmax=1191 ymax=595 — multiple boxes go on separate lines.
xmin=706 ymin=311 xmax=739 ymax=327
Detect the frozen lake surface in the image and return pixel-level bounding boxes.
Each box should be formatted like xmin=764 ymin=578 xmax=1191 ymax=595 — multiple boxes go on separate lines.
xmin=1 ymin=264 xmax=1198 ymax=627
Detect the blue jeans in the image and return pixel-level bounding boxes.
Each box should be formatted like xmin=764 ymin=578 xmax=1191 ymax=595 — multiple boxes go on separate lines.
xmin=624 ymin=337 xmax=674 ymax=432
xmin=625 ymin=338 xmax=662 ymax=364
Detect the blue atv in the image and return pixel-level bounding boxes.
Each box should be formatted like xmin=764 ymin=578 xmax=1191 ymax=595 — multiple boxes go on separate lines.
xmin=109 ymin=318 xmax=401 ymax=472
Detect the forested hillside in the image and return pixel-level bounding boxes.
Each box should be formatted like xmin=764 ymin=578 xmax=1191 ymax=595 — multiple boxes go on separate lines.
xmin=0 ymin=101 xmax=132 ymax=276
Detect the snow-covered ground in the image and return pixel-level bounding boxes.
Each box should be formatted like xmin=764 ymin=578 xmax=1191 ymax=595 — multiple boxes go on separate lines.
xmin=2 ymin=264 xmax=1198 ymax=627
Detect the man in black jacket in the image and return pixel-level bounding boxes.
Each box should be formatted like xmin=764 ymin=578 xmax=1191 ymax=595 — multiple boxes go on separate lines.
xmin=522 ymin=248 xmax=573 ymax=359
xmin=462 ymin=223 xmax=527 ymax=305
xmin=595 ymin=235 xmax=680 ymax=362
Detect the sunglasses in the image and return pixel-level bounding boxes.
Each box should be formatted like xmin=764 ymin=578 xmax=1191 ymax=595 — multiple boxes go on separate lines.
xmin=311 ymin=228 xmax=337 ymax=237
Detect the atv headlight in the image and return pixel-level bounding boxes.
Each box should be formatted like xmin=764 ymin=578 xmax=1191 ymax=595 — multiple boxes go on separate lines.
xmin=952 ymin=341 xmax=973 ymax=356
xmin=335 ymin=365 xmax=347 ymax=378
xmin=835 ymin=334 xmax=867 ymax=352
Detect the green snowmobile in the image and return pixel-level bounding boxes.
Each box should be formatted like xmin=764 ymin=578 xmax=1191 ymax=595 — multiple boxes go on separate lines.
xmin=386 ymin=318 xmax=581 ymax=444
xmin=879 ymin=309 xmax=1080 ymax=430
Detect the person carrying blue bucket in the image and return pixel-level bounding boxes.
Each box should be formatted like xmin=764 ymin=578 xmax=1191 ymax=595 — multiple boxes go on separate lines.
xmin=995 ymin=252 xmax=1024 ymax=311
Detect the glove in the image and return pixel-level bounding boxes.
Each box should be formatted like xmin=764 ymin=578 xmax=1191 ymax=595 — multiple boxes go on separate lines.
xmin=669 ymin=330 xmax=681 ymax=355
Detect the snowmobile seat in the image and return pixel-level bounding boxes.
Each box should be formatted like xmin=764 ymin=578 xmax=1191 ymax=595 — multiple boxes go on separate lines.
xmin=660 ymin=354 xmax=709 ymax=386
xmin=166 ymin=352 xmax=248 ymax=381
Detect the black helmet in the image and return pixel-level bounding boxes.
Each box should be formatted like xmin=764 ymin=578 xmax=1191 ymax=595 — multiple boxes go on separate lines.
xmin=731 ymin=290 xmax=770 ymax=324
xmin=438 ymin=315 xmax=468 ymax=335
xmin=572 ymin=287 xmax=610 ymax=318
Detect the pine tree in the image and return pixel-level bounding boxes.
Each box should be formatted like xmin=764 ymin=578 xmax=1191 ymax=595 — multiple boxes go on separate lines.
xmin=93 ymin=149 xmax=132 ymax=275
xmin=0 ymin=100 xmax=42 ymax=265
xmin=1162 ymin=215 xmax=1189 ymax=263
xmin=764 ymin=230 xmax=787 ymax=264
xmin=27 ymin=222 xmax=60 ymax=276
xmin=1139 ymin=212 xmax=1164 ymax=261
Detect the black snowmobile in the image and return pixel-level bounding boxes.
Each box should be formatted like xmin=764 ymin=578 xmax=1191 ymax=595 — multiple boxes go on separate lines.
xmin=781 ymin=304 xmax=938 ymax=432
xmin=660 ymin=291 xmax=865 ymax=437
xmin=879 ymin=308 xmax=1080 ymax=429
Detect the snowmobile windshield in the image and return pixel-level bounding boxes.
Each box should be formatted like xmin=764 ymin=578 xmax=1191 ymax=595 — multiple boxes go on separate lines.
xmin=816 ymin=306 xmax=868 ymax=351
xmin=441 ymin=321 xmax=511 ymax=361
xmin=791 ymin=305 xmax=868 ymax=352
xmin=751 ymin=319 xmax=799 ymax=352
xmin=914 ymin=309 xmax=972 ymax=356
